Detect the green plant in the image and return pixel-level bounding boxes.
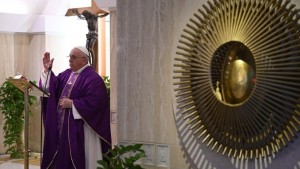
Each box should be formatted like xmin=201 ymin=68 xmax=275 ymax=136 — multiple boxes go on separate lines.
xmin=102 ymin=76 xmax=110 ymax=96
xmin=97 ymin=143 xmax=145 ymax=169
xmin=0 ymin=81 xmax=36 ymax=158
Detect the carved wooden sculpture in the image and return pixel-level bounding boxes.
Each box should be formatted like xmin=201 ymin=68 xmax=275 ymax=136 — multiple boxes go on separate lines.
xmin=73 ymin=9 xmax=109 ymax=72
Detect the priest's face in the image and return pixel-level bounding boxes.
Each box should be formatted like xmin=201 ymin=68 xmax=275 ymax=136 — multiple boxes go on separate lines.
xmin=69 ymin=48 xmax=88 ymax=71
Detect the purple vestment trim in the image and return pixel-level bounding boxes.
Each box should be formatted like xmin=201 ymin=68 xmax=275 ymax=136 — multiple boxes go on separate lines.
xmin=57 ymin=72 xmax=78 ymax=139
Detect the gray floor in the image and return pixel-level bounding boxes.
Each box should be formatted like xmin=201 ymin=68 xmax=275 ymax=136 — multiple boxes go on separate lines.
xmin=0 ymin=160 xmax=40 ymax=169
xmin=0 ymin=154 xmax=40 ymax=169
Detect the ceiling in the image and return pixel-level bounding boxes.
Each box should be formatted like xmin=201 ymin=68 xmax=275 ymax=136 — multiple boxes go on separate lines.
xmin=65 ymin=0 xmax=108 ymax=16
xmin=0 ymin=0 xmax=116 ymax=15
xmin=0 ymin=0 xmax=116 ymax=33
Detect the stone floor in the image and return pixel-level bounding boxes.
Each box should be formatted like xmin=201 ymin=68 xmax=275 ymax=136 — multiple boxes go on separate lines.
xmin=0 ymin=154 xmax=41 ymax=169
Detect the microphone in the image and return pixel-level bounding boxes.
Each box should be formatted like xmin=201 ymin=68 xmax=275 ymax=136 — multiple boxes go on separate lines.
xmin=48 ymin=58 xmax=54 ymax=71
xmin=40 ymin=56 xmax=53 ymax=163
xmin=48 ymin=65 xmax=52 ymax=71
xmin=44 ymin=58 xmax=54 ymax=91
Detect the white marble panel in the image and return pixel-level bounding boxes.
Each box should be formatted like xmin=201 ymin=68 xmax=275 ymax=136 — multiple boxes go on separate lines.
xmin=116 ymin=0 xmax=193 ymax=168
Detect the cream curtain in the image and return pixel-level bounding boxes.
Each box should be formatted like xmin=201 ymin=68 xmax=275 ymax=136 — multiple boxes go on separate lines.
xmin=0 ymin=33 xmax=36 ymax=154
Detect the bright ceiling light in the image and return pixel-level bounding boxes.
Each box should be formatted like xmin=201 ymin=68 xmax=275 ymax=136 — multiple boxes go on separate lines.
xmin=69 ymin=0 xmax=91 ymax=9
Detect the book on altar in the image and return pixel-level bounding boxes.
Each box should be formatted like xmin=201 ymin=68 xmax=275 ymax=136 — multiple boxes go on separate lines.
xmin=7 ymin=73 xmax=49 ymax=97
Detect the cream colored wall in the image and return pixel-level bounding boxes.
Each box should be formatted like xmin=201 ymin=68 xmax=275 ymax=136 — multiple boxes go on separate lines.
xmin=0 ymin=33 xmax=42 ymax=153
xmin=110 ymin=10 xmax=118 ymax=147
xmin=116 ymin=0 xmax=195 ymax=168
xmin=0 ymin=34 xmax=15 ymax=154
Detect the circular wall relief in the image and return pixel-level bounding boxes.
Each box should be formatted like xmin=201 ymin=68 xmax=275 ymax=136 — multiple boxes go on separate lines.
xmin=173 ymin=0 xmax=300 ymax=163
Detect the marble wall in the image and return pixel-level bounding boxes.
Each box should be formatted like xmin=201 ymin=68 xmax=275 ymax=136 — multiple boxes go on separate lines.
xmin=116 ymin=0 xmax=193 ymax=168
xmin=110 ymin=9 xmax=118 ymax=146
xmin=116 ymin=0 xmax=300 ymax=169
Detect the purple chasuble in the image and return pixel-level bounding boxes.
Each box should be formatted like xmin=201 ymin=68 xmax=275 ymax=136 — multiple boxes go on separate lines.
xmin=57 ymin=72 xmax=78 ymax=139
xmin=40 ymin=66 xmax=111 ymax=169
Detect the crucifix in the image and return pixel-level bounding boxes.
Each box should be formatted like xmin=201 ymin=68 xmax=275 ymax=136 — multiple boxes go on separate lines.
xmin=73 ymin=9 xmax=109 ymax=72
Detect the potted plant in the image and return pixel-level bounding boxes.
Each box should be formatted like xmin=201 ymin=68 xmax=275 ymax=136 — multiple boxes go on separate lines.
xmin=97 ymin=143 xmax=145 ymax=169
xmin=102 ymin=76 xmax=110 ymax=96
xmin=0 ymin=81 xmax=36 ymax=158
xmin=98 ymin=77 xmax=145 ymax=168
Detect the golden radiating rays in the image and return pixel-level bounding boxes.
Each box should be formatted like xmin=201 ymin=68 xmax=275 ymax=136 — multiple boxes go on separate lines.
xmin=173 ymin=0 xmax=300 ymax=161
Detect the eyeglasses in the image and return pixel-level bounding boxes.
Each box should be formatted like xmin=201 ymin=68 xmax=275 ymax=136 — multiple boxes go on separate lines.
xmin=67 ymin=55 xmax=86 ymax=60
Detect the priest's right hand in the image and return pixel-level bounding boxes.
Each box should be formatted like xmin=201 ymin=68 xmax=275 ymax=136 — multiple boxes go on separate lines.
xmin=43 ymin=52 xmax=54 ymax=72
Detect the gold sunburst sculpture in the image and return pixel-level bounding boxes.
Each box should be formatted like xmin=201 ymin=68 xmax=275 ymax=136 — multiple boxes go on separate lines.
xmin=173 ymin=0 xmax=300 ymax=160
